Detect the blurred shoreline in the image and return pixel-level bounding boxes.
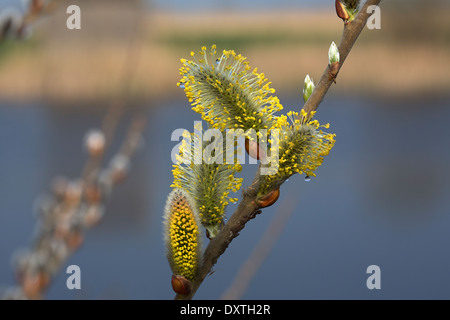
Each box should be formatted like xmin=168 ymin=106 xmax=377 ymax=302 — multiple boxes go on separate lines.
xmin=0 ymin=2 xmax=448 ymax=105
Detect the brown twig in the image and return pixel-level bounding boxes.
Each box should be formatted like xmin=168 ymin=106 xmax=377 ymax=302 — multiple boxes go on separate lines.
xmin=175 ymin=0 xmax=382 ymax=300
xmin=303 ymin=0 xmax=382 ymax=114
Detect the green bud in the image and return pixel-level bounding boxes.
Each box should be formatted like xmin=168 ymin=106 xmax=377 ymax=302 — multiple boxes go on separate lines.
xmin=328 ymin=42 xmax=340 ymax=65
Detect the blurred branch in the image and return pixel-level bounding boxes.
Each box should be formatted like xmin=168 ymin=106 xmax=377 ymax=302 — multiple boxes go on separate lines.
xmin=3 ymin=116 xmax=145 ymax=300
xmin=0 ymin=0 xmax=55 ymax=42
xmin=81 ymin=3 xmax=144 ymax=184
xmin=1 ymin=0 xmax=147 ymax=300
xmin=175 ymin=0 xmax=382 ymax=300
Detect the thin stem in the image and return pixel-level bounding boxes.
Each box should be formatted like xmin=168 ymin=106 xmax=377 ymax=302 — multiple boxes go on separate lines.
xmin=175 ymin=0 xmax=382 ymax=300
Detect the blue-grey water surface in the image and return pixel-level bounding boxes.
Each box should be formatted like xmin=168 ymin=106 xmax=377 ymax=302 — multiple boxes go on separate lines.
xmin=1 ymin=93 xmax=450 ymax=299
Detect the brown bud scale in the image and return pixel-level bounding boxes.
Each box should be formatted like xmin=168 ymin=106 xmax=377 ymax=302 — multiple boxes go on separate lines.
xmin=171 ymin=274 xmax=192 ymax=295
xmin=256 ymin=188 xmax=280 ymax=208
xmin=335 ymin=0 xmax=350 ymax=22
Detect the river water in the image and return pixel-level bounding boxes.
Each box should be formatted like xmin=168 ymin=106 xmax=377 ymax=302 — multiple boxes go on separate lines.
xmin=1 ymin=94 xmax=450 ymax=299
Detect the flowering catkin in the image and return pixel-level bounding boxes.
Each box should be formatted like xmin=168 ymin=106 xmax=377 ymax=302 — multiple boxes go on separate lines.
xmin=163 ymin=189 xmax=202 ymax=281
xmin=258 ymin=110 xmax=336 ymax=196
xmin=171 ymin=125 xmax=242 ymax=238
xmin=179 ymin=45 xmax=283 ymax=134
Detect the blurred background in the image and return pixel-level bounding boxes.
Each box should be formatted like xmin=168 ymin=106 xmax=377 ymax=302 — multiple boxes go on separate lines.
xmin=0 ymin=0 xmax=449 ymax=299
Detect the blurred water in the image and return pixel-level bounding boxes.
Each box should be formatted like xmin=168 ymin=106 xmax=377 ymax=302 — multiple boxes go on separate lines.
xmin=1 ymin=94 xmax=450 ymax=299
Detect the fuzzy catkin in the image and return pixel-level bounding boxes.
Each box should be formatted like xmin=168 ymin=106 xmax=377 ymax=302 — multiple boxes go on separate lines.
xmin=163 ymin=189 xmax=202 ymax=281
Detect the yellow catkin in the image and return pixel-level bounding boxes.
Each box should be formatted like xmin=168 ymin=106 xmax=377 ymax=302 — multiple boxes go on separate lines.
xmin=258 ymin=111 xmax=335 ymax=196
xmin=171 ymin=124 xmax=242 ymax=238
xmin=163 ymin=189 xmax=202 ymax=281
xmin=178 ymin=45 xmax=283 ymax=134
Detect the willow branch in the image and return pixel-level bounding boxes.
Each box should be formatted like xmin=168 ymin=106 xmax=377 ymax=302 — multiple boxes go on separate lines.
xmin=303 ymin=0 xmax=381 ymax=114
xmin=174 ymin=172 xmax=262 ymax=300
xmin=175 ymin=0 xmax=382 ymax=300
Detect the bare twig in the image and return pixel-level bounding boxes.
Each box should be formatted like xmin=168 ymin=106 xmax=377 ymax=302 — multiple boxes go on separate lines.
xmin=175 ymin=0 xmax=382 ymax=300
